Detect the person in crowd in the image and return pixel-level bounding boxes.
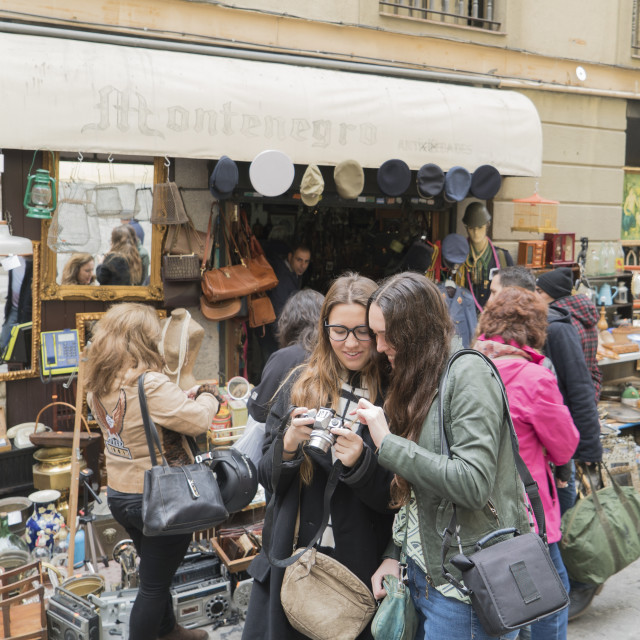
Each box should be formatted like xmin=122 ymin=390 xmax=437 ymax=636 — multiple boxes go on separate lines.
xmin=0 ymin=255 xmax=32 ymax=351
xmin=96 ymin=225 xmax=144 ymax=286
xmin=121 ymin=216 xmax=145 ymax=245
xmin=61 ymin=252 xmax=96 ymax=285
xmin=124 ymin=223 xmax=150 ymax=285
xmin=535 ymin=267 xmax=601 ymax=401
xmin=242 ymin=273 xmax=395 ymax=640
xmin=474 ymin=286 xmax=579 ymax=640
xmin=85 ymin=303 xmax=220 ymax=640
xmin=356 ymin=272 xmax=530 ymax=640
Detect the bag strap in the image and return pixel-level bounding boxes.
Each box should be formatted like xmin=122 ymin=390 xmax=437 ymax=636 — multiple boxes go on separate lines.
xmin=167 ymin=217 xmax=196 ymax=256
xmin=438 ymin=349 xmax=546 ymax=594
xmin=262 ymin=409 xmax=343 ymax=569
xmin=158 ymin=311 xmax=191 ymax=385
xmin=138 ymin=373 xmax=169 ymax=468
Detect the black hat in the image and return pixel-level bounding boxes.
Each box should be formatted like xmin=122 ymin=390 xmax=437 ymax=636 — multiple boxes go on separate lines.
xmin=416 ymin=163 xmax=445 ymax=198
xmin=209 ymin=156 xmax=239 ymax=200
xmin=470 ymin=165 xmax=502 ymax=200
xmin=444 ymin=166 xmax=472 ymax=202
xmin=442 ymin=233 xmax=469 ymax=266
xmin=377 ymin=159 xmax=411 ymax=197
xmin=536 ymin=267 xmax=573 ymax=300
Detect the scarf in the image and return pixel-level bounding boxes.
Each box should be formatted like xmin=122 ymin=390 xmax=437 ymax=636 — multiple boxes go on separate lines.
xmin=474 ymin=334 xmax=545 ymax=365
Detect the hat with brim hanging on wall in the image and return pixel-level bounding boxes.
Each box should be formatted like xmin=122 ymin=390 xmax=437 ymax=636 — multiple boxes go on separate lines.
xmin=444 ymin=166 xmax=472 ymax=203
xmin=417 ymin=163 xmax=445 ymax=198
xmin=200 ymin=296 xmax=242 ymax=321
xmin=334 ymin=160 xmax=365 ymax=200
xmin=209 ymin=156 xmax=239 ymax=200
xmin=442 ymin=233 xmax=470 ymax=266
xmin=377 ymin=159 xmax=412 ymax=197
xmin=470 ymin=165 xmax=502 ymax=200
xmin=249 ymin=150 xmax=295 ymax=197
xmin=300 ymin=164 xmax=324 ymax=206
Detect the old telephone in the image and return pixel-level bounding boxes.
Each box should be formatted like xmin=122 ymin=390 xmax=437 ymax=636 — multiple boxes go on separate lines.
xmin=40 ymin=329 xmax=80 ymax=376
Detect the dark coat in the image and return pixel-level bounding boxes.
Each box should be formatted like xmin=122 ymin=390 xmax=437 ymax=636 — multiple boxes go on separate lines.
xmin=4 ymin=257 xmax=32 ymax=324
xmin=544 ymin=307 xmax=602 ymax=462
xmin=96 ymin=253 xmax=131 ymax=285
xmin=242 ymin=377 xmax=395 ymax=640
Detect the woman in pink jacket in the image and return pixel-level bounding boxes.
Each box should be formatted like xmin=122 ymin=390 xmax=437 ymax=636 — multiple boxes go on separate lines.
xmin=474 ymin=286 xmax=579 ymax=640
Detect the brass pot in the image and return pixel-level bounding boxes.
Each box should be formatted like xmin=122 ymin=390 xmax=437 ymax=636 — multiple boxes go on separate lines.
xmin=62 ymin=572 xmax=106 ymax=598
xmin=32 ymin=447 xmax=86 ymax=491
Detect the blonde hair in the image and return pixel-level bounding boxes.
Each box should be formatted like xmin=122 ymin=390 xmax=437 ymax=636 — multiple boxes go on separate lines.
xmin=61 ymin=253 xmax=95 ymax=285
xmin=110 ymin=226 xmax=143 ymax=285
xmin=84 ymin=303 xmax=163 ymax=397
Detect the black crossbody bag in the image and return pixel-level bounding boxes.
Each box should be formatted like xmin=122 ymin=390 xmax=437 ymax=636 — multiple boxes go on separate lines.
xmin=439 ymin=350 xmax=569 ymax=637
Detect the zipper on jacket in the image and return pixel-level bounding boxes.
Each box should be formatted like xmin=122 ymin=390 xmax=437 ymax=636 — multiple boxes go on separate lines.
xmin=487 ymin=499 xmax=500 ymax=525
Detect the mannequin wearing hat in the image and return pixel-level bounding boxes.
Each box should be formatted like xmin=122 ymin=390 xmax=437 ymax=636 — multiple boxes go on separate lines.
xmin=461 ymin=202 xmax=513 ymax=311
xmin=158 ymin=308 xmax=205 ymax=390
xmin=436 ymin=234 xmax=477 ymax=347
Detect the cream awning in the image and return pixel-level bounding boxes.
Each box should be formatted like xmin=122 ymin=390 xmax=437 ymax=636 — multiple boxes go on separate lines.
xmin=0 ymin=32 xmax=542 ymax=176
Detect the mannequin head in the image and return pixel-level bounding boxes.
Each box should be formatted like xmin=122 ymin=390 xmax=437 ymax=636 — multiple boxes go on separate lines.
xmin=462 ymin=202 xmax=491 ymax=253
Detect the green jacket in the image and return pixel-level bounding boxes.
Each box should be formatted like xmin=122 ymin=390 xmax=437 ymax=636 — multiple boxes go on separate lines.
xmin=378 ymin=347 xmax=530 ymax=589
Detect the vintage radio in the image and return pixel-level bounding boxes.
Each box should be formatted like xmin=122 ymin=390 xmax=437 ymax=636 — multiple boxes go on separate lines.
xmin=47 ymin=586 xmax=101 ymax=640
xmin=171 ymin=550 xmax=222 ymax=587
xmin=89 ymin=588 xmax=139 ymax=640
xmin=171 ymin=576 xmax=232 ymax=629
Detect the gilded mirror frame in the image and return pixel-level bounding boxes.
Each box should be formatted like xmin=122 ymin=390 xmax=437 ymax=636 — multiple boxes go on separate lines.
xmin=0 ymin=241 xmax=42 ymax=381
xmin=40 ymin=155 xmax=168 ymax=302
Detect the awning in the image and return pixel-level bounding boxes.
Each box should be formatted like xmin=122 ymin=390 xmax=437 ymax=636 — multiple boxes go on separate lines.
xmin=0 ymin=32 xmax=542 ymax=176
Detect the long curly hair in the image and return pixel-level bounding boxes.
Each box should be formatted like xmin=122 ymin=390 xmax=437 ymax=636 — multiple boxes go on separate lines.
xmin=84 ymin=303 xmax=163 ymax=397
xmin=110 ymin=226 xmax=143 ymax=285
xmin=369 ymin=272 xmax=454 ymax=506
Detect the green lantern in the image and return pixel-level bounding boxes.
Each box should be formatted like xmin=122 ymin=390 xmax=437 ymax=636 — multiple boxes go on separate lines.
xmin=24 ymin=168 xmax=57 ymax=219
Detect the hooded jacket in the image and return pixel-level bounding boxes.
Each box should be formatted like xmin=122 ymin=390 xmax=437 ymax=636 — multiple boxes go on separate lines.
xmin=544 ymin=307 xmax=602 ymax=462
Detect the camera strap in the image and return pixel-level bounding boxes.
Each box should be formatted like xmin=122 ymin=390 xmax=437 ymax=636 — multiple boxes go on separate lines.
xmin=262 ymin=408 xmax=343 ymax=569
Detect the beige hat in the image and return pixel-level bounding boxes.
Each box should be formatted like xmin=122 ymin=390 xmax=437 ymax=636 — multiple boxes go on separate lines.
xmin=300 ymin=164 xmax=324 ymax=207
xmin=200 ymin=296 xmax=242 ymax=321
xmin=334 ymin=160 xmax=365 ymax=200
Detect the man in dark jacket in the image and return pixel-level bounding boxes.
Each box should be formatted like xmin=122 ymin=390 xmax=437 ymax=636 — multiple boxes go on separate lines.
xmin=0 ymin=256 xmax=32 ymax=352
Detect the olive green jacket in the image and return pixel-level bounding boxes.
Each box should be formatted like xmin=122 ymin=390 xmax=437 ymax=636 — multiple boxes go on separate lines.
xmin=378 ymin=347 xmax=531 ymax=589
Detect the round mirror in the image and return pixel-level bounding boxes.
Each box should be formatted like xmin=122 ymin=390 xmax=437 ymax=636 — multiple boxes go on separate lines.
xmin=227 ymin=376 xmax=251 ymax=402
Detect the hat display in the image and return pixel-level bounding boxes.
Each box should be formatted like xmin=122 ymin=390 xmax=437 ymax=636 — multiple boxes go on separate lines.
xmin=444 ymin=166 xmax=472 ymax=202
xmin=462 ymin=202 xmax=491 ymax=227
xmin=377 ymin=159 xmax=412 ymax=197
xmin=416 ymin=163 xmax=445 ymax=198
xmin=200 ymin=296 xmax=242 ymax=321
xmin=442 ymin=233 xmax=470 ymax=266
xmin=536 ymin=267 xmax=573 ymax=300
xmin=209 ymin=156 xmax=239 ymax=200
xmin=300 ymin=164 xmax=324 ymax=207
xmin=470 ymin=165 xmax=502 ymax=200
xmin=334 ymin=160 xmax=365 ymax=200
xmin=249 ymin=150 xmax=295 ymax=197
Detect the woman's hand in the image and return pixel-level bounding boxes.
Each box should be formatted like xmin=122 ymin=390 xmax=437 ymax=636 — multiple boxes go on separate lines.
xmin=353 ymin=398 xmax=391 ymax=450
xmin=331 ymin=426 xmax=363 ymax=467
xmin=185 ymin=385 xmax=200 ymax=399
xmin=371 ymin=558 xmax=400 ymax=600
xmin=283 ymin=407 xmax=314 ymax=456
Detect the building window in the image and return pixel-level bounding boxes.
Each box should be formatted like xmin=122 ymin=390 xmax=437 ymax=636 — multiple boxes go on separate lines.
xmin=634 ymin=0 xmax=640 ymax=50
xmin=379 ymin=0 xmax=500 ymax=31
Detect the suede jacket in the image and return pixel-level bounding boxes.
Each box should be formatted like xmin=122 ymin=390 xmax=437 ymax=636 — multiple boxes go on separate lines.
xmin=378 ymin=348 xmax=531 ymax=589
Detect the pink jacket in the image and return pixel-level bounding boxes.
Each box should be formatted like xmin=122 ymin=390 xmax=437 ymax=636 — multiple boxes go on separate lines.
xmin=492 ymin=357 xmax=580 ymax=543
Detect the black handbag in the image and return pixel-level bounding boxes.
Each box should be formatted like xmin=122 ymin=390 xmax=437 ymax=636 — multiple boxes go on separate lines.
xmin=138 ymin=374 xmax=229 ymax=536
xmin=439 ymin=350 xmax=569 ymax=637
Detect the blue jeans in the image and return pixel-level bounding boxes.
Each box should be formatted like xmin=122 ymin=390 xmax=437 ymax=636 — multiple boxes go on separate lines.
xmin=557 ymin=461 xmax=577 ymax=516
xmin=406 ymin=557 xmax=519 ymax=640
xmin=107 ymin=488 xmax=192 ymax=640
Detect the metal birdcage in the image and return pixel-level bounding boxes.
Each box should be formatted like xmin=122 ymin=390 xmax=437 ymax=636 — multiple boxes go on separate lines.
xmin=511 ymin=192 xmax=559 ymax=233
xmin=150 ymin=182 xmax=189 ymax=225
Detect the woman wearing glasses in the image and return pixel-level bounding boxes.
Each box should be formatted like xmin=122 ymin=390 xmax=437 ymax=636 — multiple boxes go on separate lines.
xmin=242 ymin=273 xmax=395 ymax=640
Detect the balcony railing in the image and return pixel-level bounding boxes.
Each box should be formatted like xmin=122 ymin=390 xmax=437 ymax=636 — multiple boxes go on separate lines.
xmin=379 ymin=0 xmax=501 ymax=31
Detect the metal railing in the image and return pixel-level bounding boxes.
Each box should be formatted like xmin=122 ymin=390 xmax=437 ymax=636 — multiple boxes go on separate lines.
xmin=379 ymin=0 xmax=500 ymax=31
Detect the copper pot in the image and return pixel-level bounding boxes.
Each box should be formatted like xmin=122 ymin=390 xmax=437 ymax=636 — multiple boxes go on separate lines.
xmin=32 ymin=447 xmax=86 ymax=492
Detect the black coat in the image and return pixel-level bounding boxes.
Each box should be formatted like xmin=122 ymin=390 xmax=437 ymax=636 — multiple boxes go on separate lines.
xmin=242 ymin=377 xmax=395 ymax=640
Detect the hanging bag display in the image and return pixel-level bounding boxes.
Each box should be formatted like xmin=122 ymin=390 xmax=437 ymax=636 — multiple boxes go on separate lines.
xmin=238 ymin=208 xmax=279 ymax=293
xmin=248 ymin=293 xmax=276 ymax=328
xmin=559 ymin=463 xmax=640 ymax=585
xmin=161 ymin=213 xmax=201 ymax=282
xmin=440 ymin=350 xmax=569 ymax=637
xmin=261 ymin=414 xmax=376 ymax=640
xmin=138 ymin=373 xmax=228 ymax=536
xmin=164 ymin=213 xmax=208 ymax=260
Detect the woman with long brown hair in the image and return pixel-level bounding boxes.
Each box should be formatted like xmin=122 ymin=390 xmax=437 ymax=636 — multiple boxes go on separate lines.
xmin=356 ymin=272 xmax=531 ymax=640
xmin=242 ymin=273 xmax=395 ymax=640
xmin=96 ymin=225 xmax=143 ymax=285
xmin=61 ymin=252 xmax=95 ymax=285
xmin=85 ymin=303 xmax=219 ymax=640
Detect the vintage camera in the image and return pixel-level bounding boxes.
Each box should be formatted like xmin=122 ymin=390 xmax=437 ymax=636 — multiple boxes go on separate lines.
xmin=303 ymin=407 xmax=344 ymax=453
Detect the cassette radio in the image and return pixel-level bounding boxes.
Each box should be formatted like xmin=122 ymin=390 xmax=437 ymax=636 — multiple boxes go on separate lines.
xmin=89 ymin=588 xmax=139 ymax=640
xmin=47 ymin=586 xmax=101 ymax=640
xmin=172 ymin=576 xmax=232 ymax=628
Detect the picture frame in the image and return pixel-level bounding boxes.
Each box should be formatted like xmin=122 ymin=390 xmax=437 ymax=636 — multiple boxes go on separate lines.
xmin=621 ymin=167 xmax=640 ymax=241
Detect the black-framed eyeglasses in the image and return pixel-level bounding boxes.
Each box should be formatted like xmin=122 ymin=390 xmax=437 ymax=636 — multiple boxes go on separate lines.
xmin=324 ymin=322 xmax=372 ymax=342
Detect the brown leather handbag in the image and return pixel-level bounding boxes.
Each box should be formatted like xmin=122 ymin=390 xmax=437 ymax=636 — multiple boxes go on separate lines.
xmin=238 ymin=208 xmax=279 ymax=293
xmin=164 ymin=214 xmax=207 ymax=260
xmin=248 ymin=293 xmax=276 ymax=328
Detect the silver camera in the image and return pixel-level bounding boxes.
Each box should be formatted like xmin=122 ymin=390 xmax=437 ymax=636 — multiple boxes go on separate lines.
xmin=303 ymin=407 xmax=344 ymax=453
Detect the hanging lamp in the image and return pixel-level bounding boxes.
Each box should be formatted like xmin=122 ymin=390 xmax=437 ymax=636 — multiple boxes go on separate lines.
xmin=23 ymin=150 xmax=57 ymax=219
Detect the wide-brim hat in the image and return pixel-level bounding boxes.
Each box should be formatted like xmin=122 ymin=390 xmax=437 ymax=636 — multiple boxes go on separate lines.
xmin=209 ymin=156 xmax=239 ymax=200
xmin=249 ymin=150 xmax=295 ymax=197
xmin=470 ymin=165 xmax=502 ymax=200
xmin=442 ymin=233 xmax=470 ymax=266
xmin=444 ymin=166 xmax=472 ymax=202
xmin=334 ymin=160 xmax=365 ymax=200
xmin=462 ymin=201 xmax=491 ymax=227
xmin=417 ymin=163 xmax=445 ymax=198
xmin=377 ymin=159 xmax=412 ymax=197
xmin=200 ymin=296 xmax=242 ymax=321
xmin=300 ymin=164 xmax=324 ymax=207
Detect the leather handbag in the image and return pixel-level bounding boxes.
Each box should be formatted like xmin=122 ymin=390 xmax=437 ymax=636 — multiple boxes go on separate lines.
xmin=248 ymin=293 xmax=276 ymax=328
xmin=560 ymin=463 xmax=640 ymax=585
xmin=165 ymin=216 xmax=208 ymax=260
xmin=239 ymin=209 xmax=279 ymax=293
xmin=262 ymin=415 xmax=376 ymax=640
xmin=163 ymin=280 xmax=201 ymax=308
xmin=162 ymin=254 xmax=200 ymax=282
xmin=138 ymin=374 xmax=229 ymax=536
xmin=440 ymin=350 xmax=569 ymax=637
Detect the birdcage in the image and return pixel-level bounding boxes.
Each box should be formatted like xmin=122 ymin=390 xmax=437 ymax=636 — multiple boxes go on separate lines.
xmin=150 ymin=182 xmax=188 ymax=225
xmin=511 ymin=192 xmax=559 ymax=233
